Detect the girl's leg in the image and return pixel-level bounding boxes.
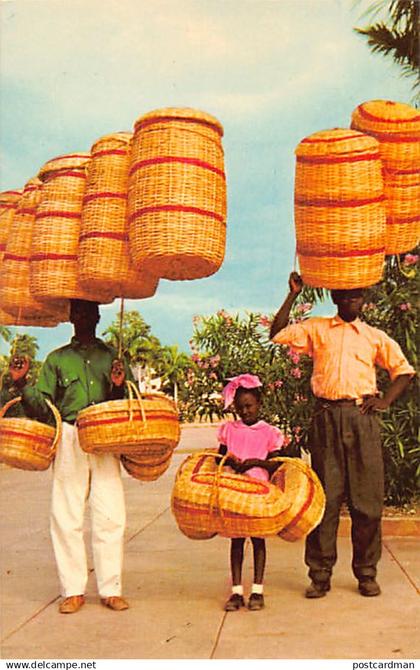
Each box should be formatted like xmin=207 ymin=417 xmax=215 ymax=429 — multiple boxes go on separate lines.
xmin=224 ymin=538 xmax=246 ymax=611
xmin=249 ymin=537 xmax=266 ymax=610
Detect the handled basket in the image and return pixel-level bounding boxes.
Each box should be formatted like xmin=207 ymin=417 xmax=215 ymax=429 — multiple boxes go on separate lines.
xmin=77 ymin=381 xmax=180 ymax=456
xmin=0 ymin=396 xmax=62 ymax=471
xmin=79 ymin=132 xmax=159 ymax=299
xmin=128 ymin=107 xmax=227 ymax=280
xmin=351 ymin=99 xmax=420 ymax=255
xmin=120 ymin=450 xmax=173 ymax=482
xmin=294 ymin=128 xmax=386 ymax=288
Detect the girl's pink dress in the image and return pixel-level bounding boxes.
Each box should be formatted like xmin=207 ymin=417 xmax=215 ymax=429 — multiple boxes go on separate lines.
xmin=217 ymin=420 xmax=284 ymax=481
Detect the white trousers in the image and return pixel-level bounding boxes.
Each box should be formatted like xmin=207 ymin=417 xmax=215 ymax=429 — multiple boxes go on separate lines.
xmin=50 ymin=422 xmax=126 ymax=598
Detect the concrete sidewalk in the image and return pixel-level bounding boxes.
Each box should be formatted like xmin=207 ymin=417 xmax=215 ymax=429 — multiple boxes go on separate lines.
xmin=1 ymin=424 xmax=419 ymax=660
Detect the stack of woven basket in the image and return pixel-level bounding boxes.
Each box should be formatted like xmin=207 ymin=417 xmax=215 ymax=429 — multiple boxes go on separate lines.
xmin=295 ymin=99 xmax=419 ymax=289
xmin=171 ymin=451 xmax=325 ymax=541
xmin=0 ymin=106 xmax=227 ymax=327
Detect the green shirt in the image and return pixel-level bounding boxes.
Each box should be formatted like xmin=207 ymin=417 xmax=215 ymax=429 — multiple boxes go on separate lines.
xmin=22 ymin=337 xmax=132 ymax=424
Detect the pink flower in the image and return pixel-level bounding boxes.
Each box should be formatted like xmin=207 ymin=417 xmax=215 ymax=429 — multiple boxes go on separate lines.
xmin=296 ymin=302 xmax=312 ymax=314
xmin=209 ymin=372 xmax=218 ymax=380
xmin=259 ymin=315 xmax=272 ymax=328
xmin=209 ymin=354 xmax=220 ymax=368
xmin=287 ymin=348 xmax=301 ymax=364
xmin=399 ymin=303 xmax=411 ymax=311
xmin=291 ymin=367 xmax=302 ymax=378
xmin=403 ymin=254 xmax=419 ymax=266
xmin=283 ymin=434 xmax=291 ymax=447
xmin=274 ymin=380 xmax=283 ymax=388
xmin=191 ymin=353 xmax=200 ymax=363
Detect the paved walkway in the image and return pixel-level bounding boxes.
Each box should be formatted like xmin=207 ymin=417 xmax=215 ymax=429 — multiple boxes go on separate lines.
xmin=1 ymin=425 xmax=419 ymax=660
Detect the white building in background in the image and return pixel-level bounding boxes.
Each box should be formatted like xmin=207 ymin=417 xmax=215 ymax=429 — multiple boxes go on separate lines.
xmin=131 ymin=364 xmax=162 ymax=394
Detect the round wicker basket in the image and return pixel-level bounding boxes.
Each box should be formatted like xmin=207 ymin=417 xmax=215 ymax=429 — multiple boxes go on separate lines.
xmin=0 ymin=190 xmax=22 ymax=263
xmin=294 ymin=128 xmax=386 ymax=289
xmin=0 ymin=397 xmax=62 ymax=471
xmin=351 ymin=100 xmax=420 ymax=255
xmin=79 ymin=132 xmax=159 ymax=299
xmin=31 ymin=153 xmax=114 ymax=304
xmin=0 ymin=180 xmax=68 ymax=325
xmin=128 ymin=107 xmax=227 ymax=280
xmin=120 ymin=450 xmax=172 ymax=482
xmin=171 ymin=451 xmax=324 ymax=540
xmin=77 ymin=382 xmax=180 ymax=455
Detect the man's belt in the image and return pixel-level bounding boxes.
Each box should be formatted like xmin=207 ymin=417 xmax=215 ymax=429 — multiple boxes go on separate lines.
xmin=316 ymin=396 xmax=376 ymax=408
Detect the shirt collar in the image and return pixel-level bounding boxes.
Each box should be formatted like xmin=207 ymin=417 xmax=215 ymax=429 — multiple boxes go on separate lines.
xmin=330 ymin=315 xmax=363 ymax=333
xmin=70 ymin=336 xmax=102 ymax=349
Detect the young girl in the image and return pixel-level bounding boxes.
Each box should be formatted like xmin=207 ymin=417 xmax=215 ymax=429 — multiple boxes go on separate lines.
xmin=217 ymin=373 xmax=285 ymax=611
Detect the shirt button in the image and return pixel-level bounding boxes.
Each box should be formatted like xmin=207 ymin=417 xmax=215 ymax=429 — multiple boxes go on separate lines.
xmin=90 ymin=381 xmax=94 ymax=385
xmin=87 ymin=360 xmax=90 ymax=364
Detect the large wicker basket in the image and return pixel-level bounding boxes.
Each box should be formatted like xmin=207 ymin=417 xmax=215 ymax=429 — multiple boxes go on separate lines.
xmin=0 ymin=397 xmax=61 ymax=471
xmin=171 ymin=451 xmax=324 ymax=540
xmin=79 ymin=132 xmax=159 ymax=299
xmin=351 ymin=100 xmax=420 ymax=255
xmin=30 ymin=153 xmax=114 ymax=304
xmin=77 ymin=381 xmax=180 ymax=456
xmin=294 ymin=128 xmax=386 ymax=289
xmin=128 ymin=107 xmax=227 ymax=280
xmin=120 ymin=449 xmax=173 ymax=482
xmin=0 ymin=190 xmax=22 ymax=263
xmin=0 ymin=180 xmax=68 ymax=325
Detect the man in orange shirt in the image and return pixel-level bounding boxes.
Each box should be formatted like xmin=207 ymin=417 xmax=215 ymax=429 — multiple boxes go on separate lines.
xmin=270 ymin=272 xmax=414 ymax=598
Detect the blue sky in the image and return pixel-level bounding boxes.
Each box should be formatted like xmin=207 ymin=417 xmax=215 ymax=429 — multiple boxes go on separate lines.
xmin=0 ymin=0 xmax=414 ymax=359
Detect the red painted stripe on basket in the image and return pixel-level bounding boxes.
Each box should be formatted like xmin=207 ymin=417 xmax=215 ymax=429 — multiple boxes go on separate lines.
xmin=296 ymin=152 xmax=380 ymax=165
xmin=47 ymin=170 xmax=87 ymax=179
xmin=295 ymin=194 xmax=386 ymax=208
xmin=368 ymin=132 xmax=420 ymax=143
xmin=356 ymin=104 xmax=420 ymax=124
xmin=280 ymin=478 xmax=316 ymax=534
xmin=135 ymin=116 xmax=223 ymax=136
xmin=78 ymin=413 xmax=178 ymax=429
xmin=30 ymin=253 xmax=78 ymax=261
xmin=48 ymin=153 xmax=90 ymax=161
xmin=129 ymin=156 xmax=225 ymax=179
xmin=16 ymin=207 xmax=37 ymax=215
xmin=384 ymin=167 xmax=420 ymax=176
xmin=1 ymin=190 xmax=22 ymax=197
xmin=0 ymin=243 xmax=6 ymax=251
xmin=1 ymin=203 xmax=19 ymax=209
xmin=91 ymin=149 xmax=128 ymax=158
xmin=83 ymin=192 xmax=127 ymax=204
xmin=128 ymin=204 xmax=225 ymax=224
xmin=79 ymin=231 xmax=128 ymax=242
xmin=0 ymin=429 xmax=52 ymax=445
xmin=387 ymin=215 xmax=420 ymax=225
xmin=301 ymin=133 xmax=361 ymax=144
xmin=36 ymin=211 xmax=81 ymax=220
xmin=190 ymin=472 xmax=271 ymax=495
xmin=3 ymin=253 xmax=29 ymax=262
xmin=297 ymin=246 xmax=385 ymax=259
xmin=173 ymin=500 xmax=287 ymax=521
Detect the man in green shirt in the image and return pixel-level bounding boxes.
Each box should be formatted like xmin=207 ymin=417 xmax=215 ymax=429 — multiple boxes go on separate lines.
xmin=10 ymin=299 xmax=132 ymax=614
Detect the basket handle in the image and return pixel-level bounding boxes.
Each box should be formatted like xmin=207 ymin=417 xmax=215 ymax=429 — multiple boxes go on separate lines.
xmin=125 ymin=380 xmax=147 ymax=429
xmin=0 ymin=395 xmax=62 ymax=456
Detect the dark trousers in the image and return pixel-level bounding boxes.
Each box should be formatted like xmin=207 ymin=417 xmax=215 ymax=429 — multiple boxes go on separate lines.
xmin=305 ymin=401 xmax=384 ymax=583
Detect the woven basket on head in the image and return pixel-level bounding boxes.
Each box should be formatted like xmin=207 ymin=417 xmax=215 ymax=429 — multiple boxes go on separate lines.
xmin=171 ymin=451 xmax=322 ymax=540
xmin=79 ymin=132 xmax=159 ymax=299
xmin=30 ymin=153 xmax=114 ymax=304
xmin=0 ymin=190 xmax=22 ymax=263
xmin=294 ymin=128 xmax=386 ymax=289
xmin=77 ymin=381 xmax=180 ymax=456
xmin=0 ymin=396 xmax=61 ymax=470
xmin=351 ymin=100 xmax=420 ymax=255
xmin=128 ymin=107 xmax=227 ymax=280
xmin=0 ymin=180 xmax=68 ymax=325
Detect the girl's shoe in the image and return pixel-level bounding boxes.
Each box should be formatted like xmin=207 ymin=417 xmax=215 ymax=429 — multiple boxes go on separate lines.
xmin=248 ymin=593 xmax=265 ymax=610
xmin=224 ymin=593 xmax=245 ymax=611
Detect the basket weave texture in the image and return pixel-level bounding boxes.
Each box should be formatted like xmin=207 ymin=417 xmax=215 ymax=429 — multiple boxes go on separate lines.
xmin=77 ymin=382 xmax=180 ymax=459
xmin=171 ymin=451 xmax=325 ymax=540
xmin=294 ymin=128 xmax=386 ymax=289
xmin=351 ymin=100 xmax=420 ymax=255
xmin=31 ymin=153 xmax=114 ymax=304
xmin=128 ymin=107 xmax=227 ymax=280
xmin=0 ymin=397 xmax=62 ymax=471
xmin=79 ymin=133 xmax=159 ymax=299
xmin=0 ymin=190 xmax=22 ymax=263
xmin=0 ymin=180 xmax=68 ymax=325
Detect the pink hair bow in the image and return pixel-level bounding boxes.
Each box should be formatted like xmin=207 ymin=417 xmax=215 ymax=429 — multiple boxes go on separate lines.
xmin=222 ymin=373 xmax=262 ymax=410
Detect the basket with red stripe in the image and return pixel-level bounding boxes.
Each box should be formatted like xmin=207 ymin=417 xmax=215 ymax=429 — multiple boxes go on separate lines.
xmin=128 ymin=107 xmax=227 ymax=280
xmin=294 ymin=128 xmax=386 ymax=288
xmin=79 ymin=132 xmax=159 ymax=299
xmin=30 ymin=153 xmax=114 ymax=304
xmin=351 ymin=100 xmax=420 ymax=255
xmin=0 ymin=397 xmax=61 ymax=471
xmin=77 ymin=381 xmax=180 ymax=459
xmin=171 ymin=451 xmax=325 ymax=540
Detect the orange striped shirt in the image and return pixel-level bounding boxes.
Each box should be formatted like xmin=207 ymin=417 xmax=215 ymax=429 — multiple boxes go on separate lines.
xmin=272 ymin=316 xmax=415 ymax=400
